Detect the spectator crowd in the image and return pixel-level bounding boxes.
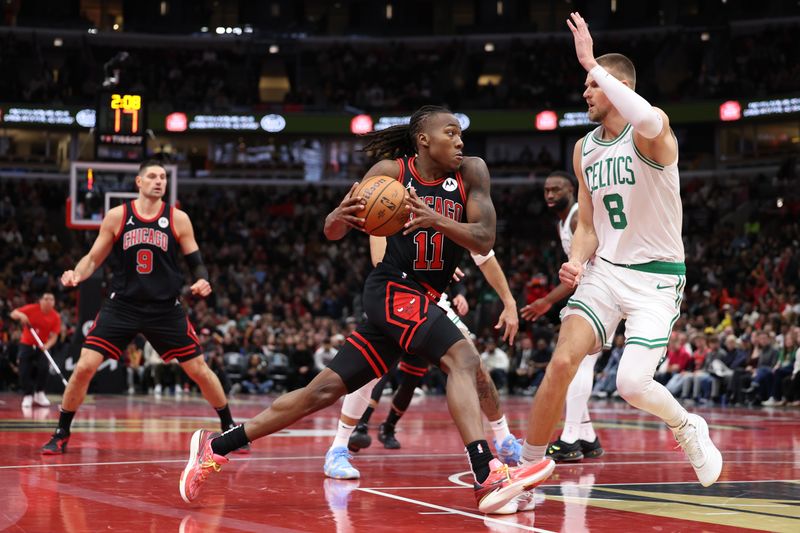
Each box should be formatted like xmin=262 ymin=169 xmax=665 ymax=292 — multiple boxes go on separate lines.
xmin=1 ymin=169 xmax=799 ymax=408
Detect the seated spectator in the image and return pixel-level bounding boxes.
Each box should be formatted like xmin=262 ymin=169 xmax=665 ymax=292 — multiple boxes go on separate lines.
xmin=480 ymin=338 xmax=510 ymax=392
xmin=510 ymin=336 xmax=535 ymax=394
xmin=655 ymin=333 xmax=692 ymax=385
xmin=743 ymin=331 xmax=779 ymax=404
xmin=240 ymin=354 xmax=273 ymax=395
xmin=528 ymin=338 xmax=552 ymax=394
xmin=593 ymin=334 xmax=624 ymax=398
xmin=313 ymin=337 xmax=337 ymax=372
xmin=766 ymin=327 xmax=797 ymax=405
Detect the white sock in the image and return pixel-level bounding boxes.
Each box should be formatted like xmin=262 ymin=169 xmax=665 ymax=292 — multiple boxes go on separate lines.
xmin=562 ymin=353 xmax=598 ymax=443
xmin=521 ymin=441 xmax=547 ymax=463
xmin=490 ymin=415 xmax=511 ymax=444
xmin=561 ymin=421 xmax=579 ymax=444
xmin=579 ymin=418 xmax=597 ymax=442
xmin=330 ymin=420 xmax=356 ymax=450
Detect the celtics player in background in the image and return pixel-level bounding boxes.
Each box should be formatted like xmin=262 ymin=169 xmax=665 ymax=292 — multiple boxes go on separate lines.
xmin=519 ymin=12 xmax=722 ymax=488
xmin=521 ymin=171 xmax=604 ymax=463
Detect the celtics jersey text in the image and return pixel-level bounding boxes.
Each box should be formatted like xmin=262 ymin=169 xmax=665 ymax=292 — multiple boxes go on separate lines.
xmin=382 ymin=156 xmax=467 ymax=296
xmin=580 ymin=123 xmax=684 ymax=264
xmin=110 ymin=200 xmax=184 ymax=301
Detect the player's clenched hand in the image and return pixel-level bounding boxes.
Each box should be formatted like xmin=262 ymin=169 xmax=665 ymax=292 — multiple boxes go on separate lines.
xmin=566 ymin=12 xmax=598 ymax=72
xmin=495 ymin=306 xmax=519 ymax=345
xmin=521 ymin=298 xmax=551 ymax=321
xmin=191 ymin=279 xmax=212 ymax=297
xmin=403 ymin=187 xmax=441 ymax=235
xmin=559 ymin=260 xmax=584 ymax=288
xmin=331 ymin=181 xmax=367 ymax=230
xmin=60 ymin=270 xmax=82 ymax=287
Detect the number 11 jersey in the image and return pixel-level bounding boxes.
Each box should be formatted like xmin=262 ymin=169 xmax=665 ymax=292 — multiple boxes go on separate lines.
xmin=382 ymin=156 xmax=467 ymax=297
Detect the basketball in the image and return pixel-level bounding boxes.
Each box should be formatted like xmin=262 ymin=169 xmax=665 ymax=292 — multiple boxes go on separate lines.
xmin=354 ymin=175 xmax=410 ymax=237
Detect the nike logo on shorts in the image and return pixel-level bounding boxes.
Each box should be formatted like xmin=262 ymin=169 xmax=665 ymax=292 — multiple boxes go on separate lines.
xmin=656 ymin=283 xmax=674 ymax=290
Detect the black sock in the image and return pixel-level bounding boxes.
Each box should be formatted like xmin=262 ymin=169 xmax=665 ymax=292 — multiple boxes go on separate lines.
xmin=211 ymin=424 xmax=249 ymax=456
xmin=359 ymin=406 xmax=374 ymax=425
xmin=216 ymin=404 xmax=234 ymax=430
xmin=466 ymin=440 xmax=493 ymax=484
xmin=57 ymin=408 xmax=75 ymax=435
xmin=385 ymin=407 xmax=403 ymax=427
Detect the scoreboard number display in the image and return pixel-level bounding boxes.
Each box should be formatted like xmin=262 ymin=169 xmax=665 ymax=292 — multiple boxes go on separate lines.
xmin=95 ymin=92 xmax=147 ymax=161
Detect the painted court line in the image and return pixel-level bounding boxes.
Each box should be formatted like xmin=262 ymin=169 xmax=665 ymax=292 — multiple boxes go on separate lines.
xmin=359 ymin=487 xmax=555 ymax=533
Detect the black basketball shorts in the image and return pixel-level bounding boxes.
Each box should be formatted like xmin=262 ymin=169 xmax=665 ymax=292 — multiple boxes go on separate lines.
xmin=329 ymin=263 xmax=465 ymax=392
xmin=83 ymin=297 xmax=202 ymax=363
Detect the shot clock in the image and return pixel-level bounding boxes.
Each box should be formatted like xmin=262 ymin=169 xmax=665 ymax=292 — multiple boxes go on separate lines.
xmin=95 ymin=91 xmax=147 ymax=161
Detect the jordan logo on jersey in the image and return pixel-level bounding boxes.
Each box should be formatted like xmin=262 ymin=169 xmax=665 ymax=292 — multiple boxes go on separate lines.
xmin=122 ymin=228 xmax=170 ymax=251
xmin=126 ymin=216 xmax=135 ymax=226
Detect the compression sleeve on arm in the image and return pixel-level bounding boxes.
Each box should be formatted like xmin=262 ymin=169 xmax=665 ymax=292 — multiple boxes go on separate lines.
xmin=589 ymin=65 xmax=663 ymax=139
xmin=470 ymin=249 xmax=495 ymax=266
xmin=184 ymin=250 xmax=209 ymax=281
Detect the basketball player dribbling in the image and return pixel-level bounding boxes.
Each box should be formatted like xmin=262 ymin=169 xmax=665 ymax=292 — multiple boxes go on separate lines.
xmin=179 ymin=105 xmax=554 ymax=514
xmin=521 ymin=171 xmax=605 ymax=462
xmin=519 ymin=13 xmax=722 ymax=489
xmin=323 ymin=236 xmax=523 ymax=484
xmin=42 ymin=160 xmax=244 ymax=455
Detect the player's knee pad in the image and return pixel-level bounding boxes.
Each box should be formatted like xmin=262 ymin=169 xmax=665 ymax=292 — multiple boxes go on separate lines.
xmin=341 ymin=377 xmax=378 ymax=420
xmin=615 ymin=344 xmax=663 ymax=405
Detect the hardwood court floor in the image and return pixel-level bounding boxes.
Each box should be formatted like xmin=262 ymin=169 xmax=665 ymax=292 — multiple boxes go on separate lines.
xmin=1 ymin=391 xmax=797 ymax=532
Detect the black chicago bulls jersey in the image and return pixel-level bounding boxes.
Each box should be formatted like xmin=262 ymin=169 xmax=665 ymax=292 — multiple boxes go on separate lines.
xmin=110 ymin=200 xmax=184 ymax=301
xmin=382 ymin=156 xmax=467 ymax=297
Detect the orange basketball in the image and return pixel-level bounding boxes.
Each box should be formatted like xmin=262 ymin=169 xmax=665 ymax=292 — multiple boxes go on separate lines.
xmin=354 ymin=175 xmax=410 ymax=237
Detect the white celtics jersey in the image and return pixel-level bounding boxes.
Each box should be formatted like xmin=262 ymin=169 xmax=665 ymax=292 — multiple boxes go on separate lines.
xmin=580 ymin=123 xmax=684 ymax=264
xmin=558 ymin=203 xmax=579 ymax=256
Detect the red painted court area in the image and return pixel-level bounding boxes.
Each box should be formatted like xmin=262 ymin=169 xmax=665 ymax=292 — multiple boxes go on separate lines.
xmin=1 ymin=392 xmax=798 ymax=532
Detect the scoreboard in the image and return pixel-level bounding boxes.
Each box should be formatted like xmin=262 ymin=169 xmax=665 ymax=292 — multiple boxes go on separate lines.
xmin=95 ymin=92 xmax=147 ymax=161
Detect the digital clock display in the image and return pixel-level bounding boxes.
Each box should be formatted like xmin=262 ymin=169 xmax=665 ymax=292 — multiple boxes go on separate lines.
xmin=95 ymin=92 xmax=147 ymax=161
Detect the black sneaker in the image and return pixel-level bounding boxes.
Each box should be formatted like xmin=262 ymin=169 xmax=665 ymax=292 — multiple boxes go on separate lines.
xmin=377 ymin=422 xmax=401 ymax=449
xmin=348 ymin=423 xmax=372 ymax=453
xmin=41 ymin=429 xmax=70 ymax=455
xmin=579 ymin=437 xmax=604 ymax=458
xmin=546 ymin=439 xmax=583 ymax=462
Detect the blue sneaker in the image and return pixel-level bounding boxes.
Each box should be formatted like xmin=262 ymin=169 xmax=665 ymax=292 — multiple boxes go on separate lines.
xmin=494 ymin=434 xmax=522 ymax=466
xmin=324 ymin=446 xmax=360 ymax=479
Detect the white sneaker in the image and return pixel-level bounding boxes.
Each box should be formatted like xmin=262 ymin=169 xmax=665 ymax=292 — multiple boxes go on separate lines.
xmin=673 ymin=413 xmax=722 ymax=487
xmin=154 ymin=384 xmax=163 ymax=396
xmin=22 ymin=395 xmax=33 ymax=408
xmin=33 ymin=391 xmax=51 ymax=406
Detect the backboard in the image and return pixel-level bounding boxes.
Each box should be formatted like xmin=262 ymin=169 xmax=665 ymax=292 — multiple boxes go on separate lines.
xmin=67 ymin=161 xmax=178 ymax=230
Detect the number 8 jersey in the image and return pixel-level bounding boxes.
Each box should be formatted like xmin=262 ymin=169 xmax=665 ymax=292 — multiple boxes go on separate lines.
xmin=580 ymin=123 xmax=684 ymax=265
xmin=110 ymin=200 xmax=185 ymax=302
xmin=382 ymin=156 xmax=467 ymax=296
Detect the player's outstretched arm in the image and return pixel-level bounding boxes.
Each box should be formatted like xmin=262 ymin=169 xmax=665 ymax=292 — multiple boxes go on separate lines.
xmin=61 ymin=206 xmax=122 ymax=287
xmin=173 ymin=209 xmax=212 ymax=297
xmin=404 ymin=156 xmax=495 ymax=255
xmin=475 ymin=254 xmax=519 ymax=344
xmin=567 ymin=11 xmax=676 ymax=165
xmin=324 ymin=159 xmax=399 ymax=241
xmin=521 ymin=282 xmax=575 ymax=321
xmin=560 ymin=141 xmax=598 ymax=289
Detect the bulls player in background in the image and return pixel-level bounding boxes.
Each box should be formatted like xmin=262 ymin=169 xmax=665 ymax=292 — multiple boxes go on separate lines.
xmin=179 ymin=106 xmax=554 ymax=514
xmin=41 ymin=160 xmax=243 ymax=455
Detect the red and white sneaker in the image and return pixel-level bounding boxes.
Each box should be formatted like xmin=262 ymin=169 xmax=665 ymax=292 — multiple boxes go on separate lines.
xmin=475 ymin=457 xmax=555 ymax=514
xmin=179 ymin=429 xmax=229 ymax=503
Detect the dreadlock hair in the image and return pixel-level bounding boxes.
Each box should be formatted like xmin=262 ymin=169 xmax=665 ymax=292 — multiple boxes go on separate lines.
xmin=360 ymin=105 xmax=452 ymax=161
